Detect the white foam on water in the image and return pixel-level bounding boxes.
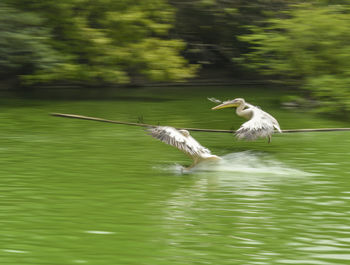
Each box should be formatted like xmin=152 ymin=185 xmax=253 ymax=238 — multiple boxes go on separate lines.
xmin=84 ymin=230 xmax=115 ymax=235
xmin=197 ymin=151 xmax=309 ymax=176
xmin=3 ymin=249 xmax=28 ymax=254
xmin=157 ymin=151 xmax=311 ymax=179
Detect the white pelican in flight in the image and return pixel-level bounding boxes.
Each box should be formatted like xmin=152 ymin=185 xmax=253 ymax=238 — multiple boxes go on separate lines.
xmin=210 ymin=98 xmax=282 ymax=143
xmin=148 ymin=126 xmax=221 ymax=169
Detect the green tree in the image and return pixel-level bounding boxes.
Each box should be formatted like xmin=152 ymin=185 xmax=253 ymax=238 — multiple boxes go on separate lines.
xmin=169 ymin=0 xmax=300 ymax=72
xmin=0 ymin=3 xmax=61 ymax=82
xmin=240 ymin=3 xmax=350 ymax=114
xmin=3 ymin=0 xmax=197 ymax=85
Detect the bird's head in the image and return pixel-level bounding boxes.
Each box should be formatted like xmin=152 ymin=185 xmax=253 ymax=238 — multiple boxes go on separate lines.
xmin=211 ymin=98 xmax=245 ymax=110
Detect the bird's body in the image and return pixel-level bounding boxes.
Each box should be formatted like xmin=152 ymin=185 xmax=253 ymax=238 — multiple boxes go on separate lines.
xmin=211 ymin=98 xmax=281 ymax=142
xmin=148 ymin=126 xmax=220 ymax=169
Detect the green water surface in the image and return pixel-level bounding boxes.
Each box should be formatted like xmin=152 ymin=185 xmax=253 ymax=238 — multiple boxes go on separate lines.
xmin=0 ymin=86 xmax=350 ymax=265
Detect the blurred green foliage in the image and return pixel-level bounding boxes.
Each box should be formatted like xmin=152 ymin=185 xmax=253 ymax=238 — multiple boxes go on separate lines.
xmin=1 ymin=0 xmax=196 ymax=85
xmin=1 ymin=0 xmax=350 ymax=116
xmin=169 ymin=0 xmax=298 ymax=71
xmin=240 ymin=3 xmax=350 ymax=115
xmin=0 ymin=3 xmax=62 ymax=79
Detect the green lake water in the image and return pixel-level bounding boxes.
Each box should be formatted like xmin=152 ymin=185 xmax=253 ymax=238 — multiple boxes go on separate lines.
xmin=1 ymin=85 xmax=350 ymax=265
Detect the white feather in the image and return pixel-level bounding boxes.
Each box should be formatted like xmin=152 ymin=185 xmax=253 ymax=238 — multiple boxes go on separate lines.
xmin=207 ymin=97 xmax=222 ymax=104
xmin=147 ymin=126 xmax=220 ymax=167
xmin=211 ymin=97 xmax=281 ymax=141
xmin=235 ymin=104 xmax=281 ymax=140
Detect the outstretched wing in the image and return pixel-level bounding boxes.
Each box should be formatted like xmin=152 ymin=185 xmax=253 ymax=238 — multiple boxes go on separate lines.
xmin=207 ymin=97 xmax=222 ymax=104
xmin=235 ymin=107 xmax=281 ymax=140
xmin=147 ymin=126 xmax=212 ymax=159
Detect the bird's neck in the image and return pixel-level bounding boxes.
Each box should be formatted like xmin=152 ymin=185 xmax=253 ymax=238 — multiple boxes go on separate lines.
xmin=235 ymin=103 xmax=246 ymax=117
xmin=236 ymin=102 xmax=252 ymax=120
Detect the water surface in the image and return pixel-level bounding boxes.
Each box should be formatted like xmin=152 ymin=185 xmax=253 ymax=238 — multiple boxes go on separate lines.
xmin=0 ymin=86 xmax=350 ymax=265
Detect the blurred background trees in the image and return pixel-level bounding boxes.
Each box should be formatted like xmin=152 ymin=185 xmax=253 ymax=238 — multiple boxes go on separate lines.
xmin=169 ymin=0 xmax=299 ymax=74
xmin=1 ymin=0 xmax=350 ymax=115
xmin=240 ymin=2 xmax=350 ymax=114
xmin=0 ymin=3 xmax=61 ymax=84
xmin=1 ymin=0 xmax=197 ymax=85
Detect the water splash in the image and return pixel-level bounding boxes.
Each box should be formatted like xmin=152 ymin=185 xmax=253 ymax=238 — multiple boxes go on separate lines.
xmin=157 ymin=151 xmax=311 ymax=178
xmin=197 ymin=151 xmax=308 ymax=176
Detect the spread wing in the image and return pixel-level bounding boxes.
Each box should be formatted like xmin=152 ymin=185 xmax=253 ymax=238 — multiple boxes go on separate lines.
xmin=207 ymin=97 xmax=222 ymax=104
xmin=147 ymin=126 xmax=212 ymax=159
xmin=236 ymin=106 xmax=281 ymax=140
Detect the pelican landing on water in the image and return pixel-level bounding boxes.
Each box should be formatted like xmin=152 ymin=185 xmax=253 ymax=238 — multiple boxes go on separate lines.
xmin=148 ymin=126 xmax=221 ymax=169
xmin=209 ymin=98 xmax=282 ymax=143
